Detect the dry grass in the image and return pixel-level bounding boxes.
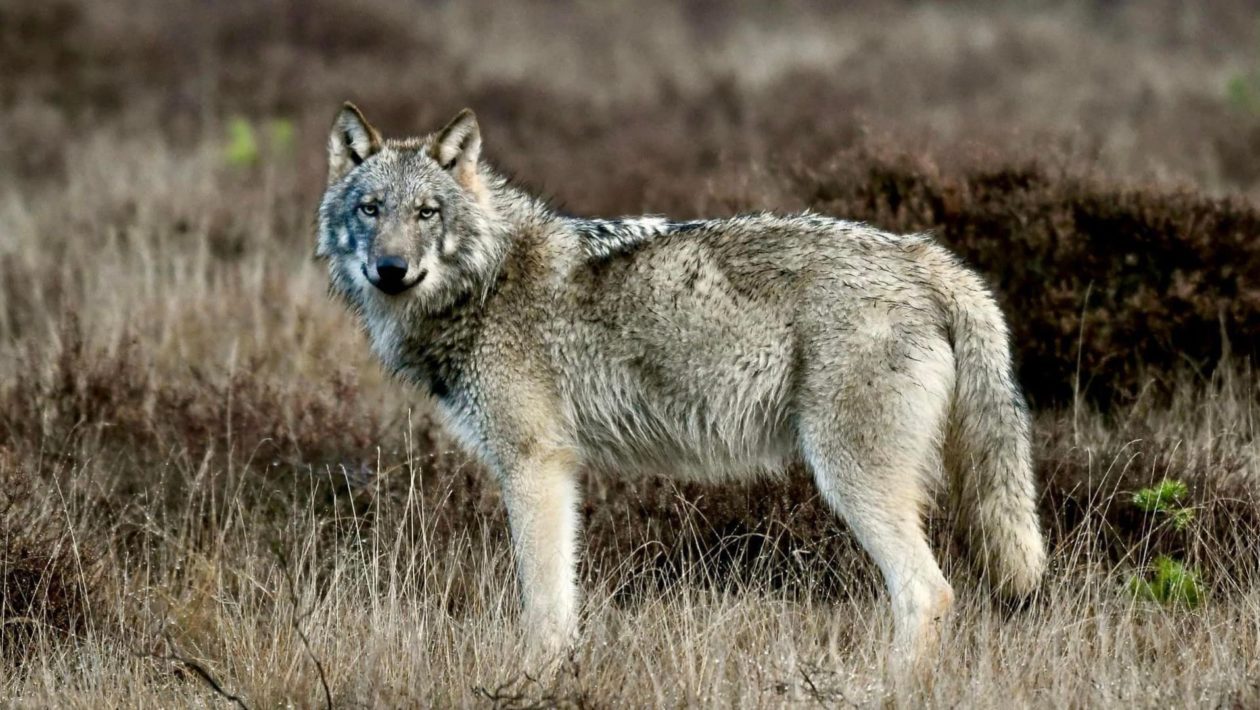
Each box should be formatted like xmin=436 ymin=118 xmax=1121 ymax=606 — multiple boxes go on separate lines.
xmin=3 ymin=1 xmax=1260 ymax=706
xmin=3 ymin=371 xmax=1259 ymax=707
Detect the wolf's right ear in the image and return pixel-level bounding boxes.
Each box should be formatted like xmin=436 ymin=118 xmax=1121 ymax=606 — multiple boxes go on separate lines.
xmin=327 ymin=102 xmax=382 ymax=184
xmin=431 ymin=109 xmax=481 ymax=190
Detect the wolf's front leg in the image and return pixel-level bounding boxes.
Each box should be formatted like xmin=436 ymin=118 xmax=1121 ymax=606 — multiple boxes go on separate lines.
xmin=502 ymin=447 xmax=581 ymax=659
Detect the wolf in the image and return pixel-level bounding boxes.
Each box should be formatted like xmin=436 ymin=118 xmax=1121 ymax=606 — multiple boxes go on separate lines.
xmin=316 ymin=103 xmax=1046 ymax=668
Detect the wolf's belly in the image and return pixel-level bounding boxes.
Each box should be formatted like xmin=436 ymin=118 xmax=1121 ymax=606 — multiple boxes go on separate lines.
xmin=561 ymin=357 xmax=797 ymax=482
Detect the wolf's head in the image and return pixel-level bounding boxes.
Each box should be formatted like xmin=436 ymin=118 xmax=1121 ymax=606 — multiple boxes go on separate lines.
xmin=317 ymin=104 xmax=502 ymax=314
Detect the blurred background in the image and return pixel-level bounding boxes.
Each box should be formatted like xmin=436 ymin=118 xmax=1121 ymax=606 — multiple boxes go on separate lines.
xmin=8 ymin=0 xmax=1260 ymax=193
xmin=2 ymin=2 xmax=1260 ymax=704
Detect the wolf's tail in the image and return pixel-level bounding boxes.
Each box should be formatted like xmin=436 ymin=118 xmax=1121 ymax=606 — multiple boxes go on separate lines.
xmin=942 ymin=272 xmax=1046 ymax=598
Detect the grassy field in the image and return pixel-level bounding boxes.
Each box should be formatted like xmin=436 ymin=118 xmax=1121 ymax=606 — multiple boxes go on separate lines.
xmin=3 ymin=1 xmax=1260 ymax=706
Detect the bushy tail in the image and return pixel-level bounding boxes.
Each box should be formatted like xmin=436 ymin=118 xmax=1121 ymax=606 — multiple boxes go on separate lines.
xmin=944 ymin=276 xmax=1046 ymax=598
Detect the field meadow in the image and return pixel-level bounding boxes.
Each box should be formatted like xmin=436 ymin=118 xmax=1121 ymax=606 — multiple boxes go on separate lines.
xmin=3 ymin=1 xmax=1260 ymax=707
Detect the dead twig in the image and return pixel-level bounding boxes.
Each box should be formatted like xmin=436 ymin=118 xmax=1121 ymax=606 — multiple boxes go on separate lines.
xmin=146 ymin=632 xmax=251 ymax=710
xmin=274 ymin=546 xmax=335 ymax=710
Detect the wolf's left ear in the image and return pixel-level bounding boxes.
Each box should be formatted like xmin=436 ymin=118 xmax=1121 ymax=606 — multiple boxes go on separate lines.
xmin=432 ymin=108 xmax=481 ymax=189
xmin=327 ymin=102 xmax=382 ymax=184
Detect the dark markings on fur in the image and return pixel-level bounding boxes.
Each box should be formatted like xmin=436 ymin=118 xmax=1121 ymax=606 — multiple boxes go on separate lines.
xmin=415 ymin=351 xmax=455 ymax=400
xmin=670 ymin=220 xmax=706 ymax=233
xmin=399 ymin=291 xmax=482 ymax=402
xmin=338 ymin=190 xmax=375 ymax=254
xmin=345 ymin=132 xmax=364 ymax=166
xmin=573 ymin=218 xmax=710 ymax=260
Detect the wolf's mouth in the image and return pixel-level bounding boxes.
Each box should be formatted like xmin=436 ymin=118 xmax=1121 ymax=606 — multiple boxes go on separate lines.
xmin=362 ymin=265 xmax=426 ymax=295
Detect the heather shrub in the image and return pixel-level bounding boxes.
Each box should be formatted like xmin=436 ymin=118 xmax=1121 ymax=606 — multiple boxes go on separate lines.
xmin=0 ymin=327 xmax=384 ymax=469
xmin=0 ymin=457 xmax=102 ymax=662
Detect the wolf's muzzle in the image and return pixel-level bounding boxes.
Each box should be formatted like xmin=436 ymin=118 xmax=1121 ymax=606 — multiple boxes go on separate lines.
xmin=364 ymin=256 xmax=424 ymax=295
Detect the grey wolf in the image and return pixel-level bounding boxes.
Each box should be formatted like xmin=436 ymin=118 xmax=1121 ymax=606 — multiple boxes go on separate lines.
xmin=315 ymin=103 xmax=1046 ymax=668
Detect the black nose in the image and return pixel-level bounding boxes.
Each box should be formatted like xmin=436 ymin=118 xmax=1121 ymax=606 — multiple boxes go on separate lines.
xmin=374 ymin=255 xmax=409 ymax=292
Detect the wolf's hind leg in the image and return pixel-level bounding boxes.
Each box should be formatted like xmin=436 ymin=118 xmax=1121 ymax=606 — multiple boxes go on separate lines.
xmin=797 ymin=347 xmax=956 ymax=671
xmin=803 ymin=438 xmax=954 ymax=669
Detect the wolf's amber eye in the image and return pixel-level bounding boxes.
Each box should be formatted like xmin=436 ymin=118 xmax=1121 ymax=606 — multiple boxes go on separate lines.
xmin=358 ymin=203 xmax=379 ymax=218
xmin=418 ymin=206 xmax=438 ymax=220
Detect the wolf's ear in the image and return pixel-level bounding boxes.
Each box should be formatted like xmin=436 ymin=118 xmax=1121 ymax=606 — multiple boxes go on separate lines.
xmin=431 ymin=108 xmax=481 ymax=189
xmin=327 ymin=102 xmax=382 ymax=184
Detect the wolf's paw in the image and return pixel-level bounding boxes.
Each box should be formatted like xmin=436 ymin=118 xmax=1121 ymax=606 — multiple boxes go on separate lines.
xmin=520 ymin=626 xmax=577 ymax=680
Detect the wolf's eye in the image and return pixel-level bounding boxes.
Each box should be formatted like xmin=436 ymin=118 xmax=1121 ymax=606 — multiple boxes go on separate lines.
xmin=358 ymin=203 xmax=379 ymax=218
xmin=418 ymin=206 xmax=438 ymax=220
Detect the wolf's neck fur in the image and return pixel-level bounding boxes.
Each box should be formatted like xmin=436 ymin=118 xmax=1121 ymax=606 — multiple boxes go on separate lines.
xmin=482 ymin=168 xmax=556 ymax=228
xmin=390 ymin=168 xmax=554 ymax=401
xmin=480 ymin=166 xmax=697 ymax=261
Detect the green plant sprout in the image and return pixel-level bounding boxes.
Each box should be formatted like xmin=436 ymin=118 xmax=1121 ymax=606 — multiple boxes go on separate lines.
xmin=1132 ymin=478 xmax=1195 ymax=531
xmin=1226 ymin=19 xmax=1260 ymax=115
xmin=224 ymin=116 xmax=296 ymax=168
xmin=224 ymin=116 xmax=259 ymax=167
xmin=1128 ymin=555 xmax=1204 ymax=608
xmin=1127 ymin=479 xmax=1203 ymax=607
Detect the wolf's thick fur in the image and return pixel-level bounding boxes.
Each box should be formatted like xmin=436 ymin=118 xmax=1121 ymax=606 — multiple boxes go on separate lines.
xmin=317 ymin=104 xmax=1046 ymax=666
